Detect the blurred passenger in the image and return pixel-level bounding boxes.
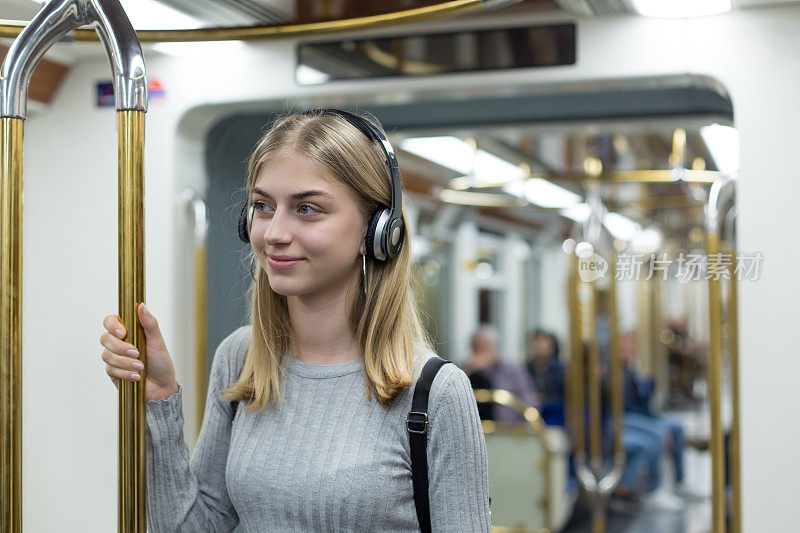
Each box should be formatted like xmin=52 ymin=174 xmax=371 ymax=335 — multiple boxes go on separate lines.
xmin=666 ymin=316 xmax=704 ymax=409
xmin=462 ymin=323 xmax=540 ymax=423
xmin=592 ymin=299 xmax=664 ymax=500
xmin=467 ymin=368 xmax=495 ymax=421
xmin=524 ymin=329 xmax=566 ymax=402
xmin=620 ymin=332 xmax=686 ymax=487
xmin=616 ymin=428 xmax=662 ymax=499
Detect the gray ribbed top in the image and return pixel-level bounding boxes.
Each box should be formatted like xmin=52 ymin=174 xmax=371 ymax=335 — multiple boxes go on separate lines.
xmin=144 ymin=325 xmax=491 ymax=532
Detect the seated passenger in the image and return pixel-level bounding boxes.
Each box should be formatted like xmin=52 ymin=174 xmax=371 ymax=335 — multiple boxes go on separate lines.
xmin=617 ymin=426 xmax=662 ymax=499
xmin=591 ymin=308 xmax=665 ymax=500
xmin=524 ymin=329 xmax=566 ymax=425
xmin=462 ymin=323 xmax=540 ymax=423
xmin=620 ymin=332 xmax=686 ymax=488
xmin=665 ymin=317 xmax=704 ymax=409
xmin=467 ymin=368 xmax=496 ymax=421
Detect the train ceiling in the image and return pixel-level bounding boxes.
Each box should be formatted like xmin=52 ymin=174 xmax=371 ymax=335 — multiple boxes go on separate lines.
xmin=0 ymin=0 xmax=749 ymax=248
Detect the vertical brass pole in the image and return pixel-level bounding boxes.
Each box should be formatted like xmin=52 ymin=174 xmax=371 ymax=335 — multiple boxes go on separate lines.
xmin=1 ymin=1 xmax=147 ymax=529
xmin=194 ymin=244 xmax=208 ymax=432
xmin=0 ymin=116 xmax=23 ymax=532
xmin=587 ymin=283 xmax=602 ymax=475
xmin=608 ymin=254 xmax=624 ymax=464
xmin=648 ymin=266 xmax=665 ymax=410
xmin=567 ymin=254 xmax=585 ymax=462
xmin=567 ymin=241 xmax=623 ymax=529
xmin=706 ymin=231 xmax=726 ymax=533
xmin=724 ymin=243 xmax=741 ymax=533
xmin=587 ymin=282 xmax=604 ymax=533
xmin=183 ymin=191 xmax=209 ymax=443
xmin=117 ymin=110 xmax=146 ymax=533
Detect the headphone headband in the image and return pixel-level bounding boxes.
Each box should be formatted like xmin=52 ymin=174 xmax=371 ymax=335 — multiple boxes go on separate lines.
xmin=238 ymin=108 xmax=405 ymax=262
xmin=302 ymin=108 xmax=402 ymax=223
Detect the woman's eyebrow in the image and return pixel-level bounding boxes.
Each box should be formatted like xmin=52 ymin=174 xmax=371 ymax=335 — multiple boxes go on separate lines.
xmin=252 ymin=188 xmax=334 ymax=201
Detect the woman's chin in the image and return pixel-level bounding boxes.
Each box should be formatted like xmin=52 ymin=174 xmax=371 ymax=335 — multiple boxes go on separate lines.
xmin=267 ymin=280 xmax=303 ymax=297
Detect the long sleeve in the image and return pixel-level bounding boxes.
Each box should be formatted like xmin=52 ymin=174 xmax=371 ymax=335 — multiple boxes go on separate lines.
xmin=426 ymin=365 xmax=492 ymax=532
xmin=145 ymin=329 xmax=244 ymax=532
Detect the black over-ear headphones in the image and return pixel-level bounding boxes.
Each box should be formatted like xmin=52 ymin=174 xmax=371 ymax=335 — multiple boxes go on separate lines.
xmin=237 ymin=108 xmax=404 ymax=261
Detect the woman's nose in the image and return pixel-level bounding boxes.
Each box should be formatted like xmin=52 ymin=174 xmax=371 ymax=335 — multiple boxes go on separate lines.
xmin=262 ymin=207 xmax=292 ymax=245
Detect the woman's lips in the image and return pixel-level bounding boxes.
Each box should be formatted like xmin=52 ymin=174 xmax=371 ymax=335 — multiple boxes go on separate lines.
xmin=267 ymin=256 xmax=304 ymax=270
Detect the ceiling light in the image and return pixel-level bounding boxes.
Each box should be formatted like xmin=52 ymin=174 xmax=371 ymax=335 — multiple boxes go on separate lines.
xmin=603 ymin=212 xmax=641 ymax=241
xmin=296 ymin=65 xmax=330 ymax=84
xmin=631 ymin=227 xmax=663 ymax=255
xmin=628 ymin=0 xmax=732 ymax=18
xmin=400 ymin=136 xmax=526 ymax=186
xmin=502 ymin=178 xmax=582 ymax=208
xmin=472 ymin=150 xmax=527 ymax=186
xmin=152 ymin=40 xmax=244 ymax=57
xmin=120 ymin=0 xmax=204 ymax=30
xmin=560 ymin=205 xmax=643 ymax=243
xmin=560 ymin=203 xmax=590 ymax=223
xmin=400 ymin=136 xmax=474 ymax=175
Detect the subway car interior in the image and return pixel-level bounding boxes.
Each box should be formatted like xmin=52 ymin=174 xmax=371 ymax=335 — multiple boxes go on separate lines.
xmin=0 ymin=0 xmax=796 ymax=532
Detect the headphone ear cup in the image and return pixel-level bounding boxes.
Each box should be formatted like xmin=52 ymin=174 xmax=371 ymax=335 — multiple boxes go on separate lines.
xmin=387 ymin=218 xmax=404 ymax=259
xmin=364 ymin=209 xmax=384 ymax=260
xmin=238 ymin=202 xmax=250 ymax=244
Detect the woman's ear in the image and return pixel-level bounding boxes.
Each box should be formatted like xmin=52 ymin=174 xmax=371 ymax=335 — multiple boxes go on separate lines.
xmin=359 ymin=222 xmax=368 ymax=257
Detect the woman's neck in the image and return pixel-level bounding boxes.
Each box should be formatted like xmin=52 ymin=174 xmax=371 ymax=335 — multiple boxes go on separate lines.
xmin=286 ymin=280 xmax=361 ymax=365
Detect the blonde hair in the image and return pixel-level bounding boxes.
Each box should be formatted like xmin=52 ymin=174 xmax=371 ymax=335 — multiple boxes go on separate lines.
xmin=221 ymin=109 xmax=434 ymax=411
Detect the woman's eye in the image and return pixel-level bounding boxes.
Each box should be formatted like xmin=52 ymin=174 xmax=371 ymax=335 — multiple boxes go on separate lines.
xmin=253 ymin=201 xmax=318 ymax=216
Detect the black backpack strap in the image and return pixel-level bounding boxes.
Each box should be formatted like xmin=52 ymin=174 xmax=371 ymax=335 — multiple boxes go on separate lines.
xmin=408 ymin=356 xmax=453 ymax=533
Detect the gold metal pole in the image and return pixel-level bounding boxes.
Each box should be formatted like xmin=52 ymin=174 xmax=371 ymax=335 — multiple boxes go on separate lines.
xmin=706 ymin=231 xmax=726 ymax=533
xmin=586 ymin=282 xmax=604 ymax=533
xmin=608 ymin=254 xmax=624 ymax=466
xmin=567 ymin=254 xmax=585 ymax=462
xmin=194 ymin=244 xmax=208 ymax=432
xmin=724 ymin=242 xmax=741 ymax=533
xmin=587 ymin=283 xmax=602 ymax=477
xmin=567 ymin=250 xmax=613 ymax=533
xmin=2 ymin=1 xmax=147 ymax=529
xmin=651 ymin=269 xmax=666 ymax=409
xmin=0 ymin=0 xmax=515 ymax=42
xmin=117 ymin=110 xmax=146 ymax=533
xmin=0 ymin=116 xmax=23 ymax=532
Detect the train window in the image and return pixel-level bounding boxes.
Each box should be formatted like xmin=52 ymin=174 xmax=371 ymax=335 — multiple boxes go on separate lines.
xmin=296 ymin=23 xmax=576 ymax=85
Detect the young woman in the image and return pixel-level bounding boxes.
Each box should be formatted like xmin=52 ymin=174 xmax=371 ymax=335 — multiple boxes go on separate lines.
xmin=99 ymin=108 xmax=490 ymax=532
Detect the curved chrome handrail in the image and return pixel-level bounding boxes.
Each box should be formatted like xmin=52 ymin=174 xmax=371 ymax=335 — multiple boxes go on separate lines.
xmin=706 ymin=177 xmax=735 ymax=235
xmin=0 ymin=0 xmax=146 ymax=118
xmin=88 ymin=0 xmax=147 ymax=113
xmin=0 ymin=0 xmax=84 ymax=117
xmin=704 ymin=175 xmax=736 ymax=533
